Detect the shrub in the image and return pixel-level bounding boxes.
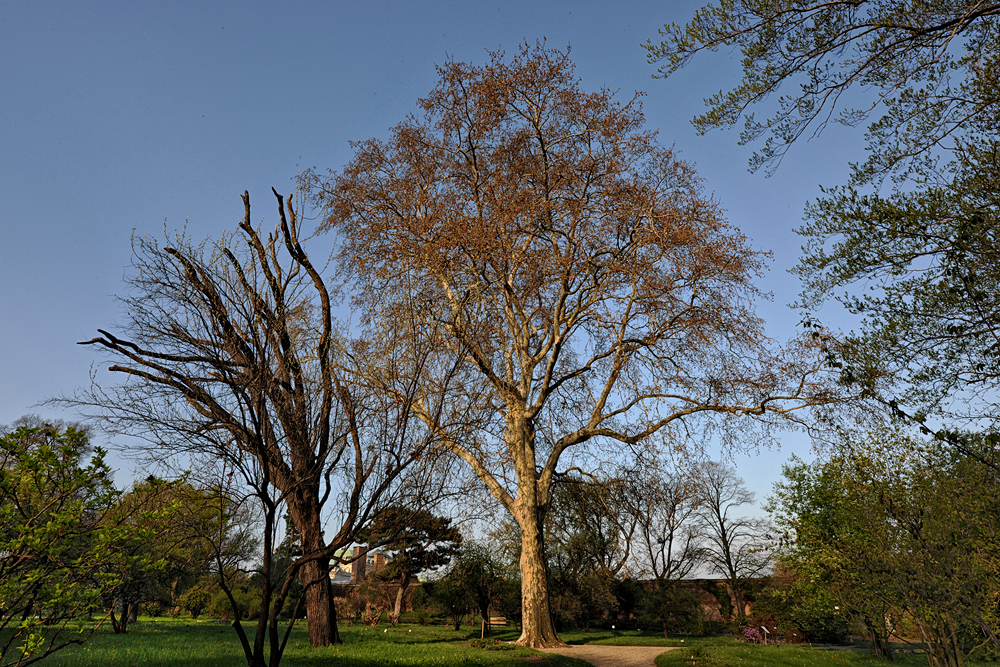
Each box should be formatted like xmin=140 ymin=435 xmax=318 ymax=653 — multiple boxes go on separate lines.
xmin=470 ymin=638 xmax=514 ymax=651
xmin=361 ymin=604 xmax=383 ymax=627
xmin=178 ymin=585 xmax=212 ymax=619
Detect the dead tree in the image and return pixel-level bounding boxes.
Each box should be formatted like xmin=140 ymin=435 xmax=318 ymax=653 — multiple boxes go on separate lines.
xmin=75 ymin=190 xmax=457 ymax=661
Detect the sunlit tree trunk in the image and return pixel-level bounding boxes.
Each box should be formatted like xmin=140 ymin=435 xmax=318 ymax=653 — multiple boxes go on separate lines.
xmin=515 ymin=509 xmax=562 ymax=647
xmin=507 ymin=416 xmax=564 ymax=648
xmin=393 ymin=574 xmax=409 ymax=619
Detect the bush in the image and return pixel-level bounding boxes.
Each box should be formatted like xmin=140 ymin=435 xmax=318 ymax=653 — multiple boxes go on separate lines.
xmin=638 ymin=583 xmax=703 ymax=637
xmin=752 ymin=566 xmax=849 ymax=644
xmin=470 ymin=638 xmax=514 ymax=651
xmin=143 ymin=601 xmax=168 ymax=617
xmin=207 ymin=587 xmax=262 ymax=620
xmin=410 ymin=585 xmax=430 ymax=611
xmin=178 ymin=584 xmax=212 ymax=619
xmin=700 ymin=620 xmax=729 ymax=636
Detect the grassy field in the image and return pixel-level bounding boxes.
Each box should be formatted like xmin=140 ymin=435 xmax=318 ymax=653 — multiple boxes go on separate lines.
xmin=20 ymin=618 xmax=1000 ymax=667
xmin=650 ymin=637 xmax=997 ymax=667
xmin=28 ymin=618 xmax=587 ymax=667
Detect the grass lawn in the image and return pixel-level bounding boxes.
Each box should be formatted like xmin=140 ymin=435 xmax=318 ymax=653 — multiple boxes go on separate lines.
xmin=27 ymin=617 xmax=590 ymax=667
xmin=21 ymin=619 xmax=1000 ymax=667
xmin=649 ymin=636 xmax=999 ymax=667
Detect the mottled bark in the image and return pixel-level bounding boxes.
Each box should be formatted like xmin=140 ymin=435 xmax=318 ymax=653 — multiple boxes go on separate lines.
xmin=313 ymin=44 xmax=839 ymax=655
xmin=515 ymin=503 xmax=563 ymax=648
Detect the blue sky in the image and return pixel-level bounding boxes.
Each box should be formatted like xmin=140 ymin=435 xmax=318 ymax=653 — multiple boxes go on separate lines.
xmin=1 ymin=1 xmax=864 ymax=500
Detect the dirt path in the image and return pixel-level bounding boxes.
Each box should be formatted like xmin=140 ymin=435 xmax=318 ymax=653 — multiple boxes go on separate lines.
xmin=537 ymin=645 xmax=679 ymax=667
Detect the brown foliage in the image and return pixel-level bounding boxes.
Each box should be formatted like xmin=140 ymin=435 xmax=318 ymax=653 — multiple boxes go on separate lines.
xmin=308 ymin=43 xmax=837 ymax=647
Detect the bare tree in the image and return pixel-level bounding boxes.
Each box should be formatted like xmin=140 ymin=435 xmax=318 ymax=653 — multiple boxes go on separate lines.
xmin=547 ymin=475 xmax=639 ymax=583
xmin=308 ymin=44 xmax=838 ymax=647
xmin=692 ymin=460 xmax=772 ymax=619
xmin=73 ymin=190 xmax=455 ymax=656
xmin=630 ymin=470 xmax=705 ymax=638
xmin=631 ymin=470 xmax=702 ymax=584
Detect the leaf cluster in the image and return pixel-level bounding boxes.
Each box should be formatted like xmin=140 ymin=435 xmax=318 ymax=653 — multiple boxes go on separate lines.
xmin=648 ymin=0 xmax=1000 ymax=179
xmin=0 ymin=423 xmax=141 ymax=665
xmin=768 ymin=430 xmax=1000 ymax=661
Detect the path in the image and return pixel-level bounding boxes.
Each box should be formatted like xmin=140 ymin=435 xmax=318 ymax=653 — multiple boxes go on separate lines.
xmin=538 ymin=645 xmax=679 ymax=667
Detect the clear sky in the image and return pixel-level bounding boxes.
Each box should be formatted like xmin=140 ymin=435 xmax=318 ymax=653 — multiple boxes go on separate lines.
xmin=1 ymin=1 xmax=864 ymax=501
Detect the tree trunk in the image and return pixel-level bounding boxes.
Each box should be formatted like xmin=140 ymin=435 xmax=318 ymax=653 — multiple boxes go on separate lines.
xmin=731 ymin=585 xmax=746 ymax=620
xmin=479 ymin=602 xmax=491 ymax=638
xmin=393 ymin=573 xmax=409 ymax=619
xmin=863 ymin=614 xmax=893 ymax=660
xmin=110 ymin=608 xmax=126 ymax=634
xmin=294 ymin=503 xmax=340 ymax=646
xmin=515 ymin=510 xmax=564 ymax=647
xmin=299 ymin=557 xmax=339 ymax=646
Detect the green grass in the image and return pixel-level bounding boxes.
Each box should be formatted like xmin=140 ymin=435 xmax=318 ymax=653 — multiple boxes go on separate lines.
xmin=21 ymin=619 xmax=1000 ymax=667
xmin=653 ymin=637 xmax=999 ymax=667
xmin=28 ymin=617 xmax=591 ymax=667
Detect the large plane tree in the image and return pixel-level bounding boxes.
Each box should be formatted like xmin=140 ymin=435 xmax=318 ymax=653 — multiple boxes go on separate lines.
xmin=308 ymin=44 xmax=837 ymax=647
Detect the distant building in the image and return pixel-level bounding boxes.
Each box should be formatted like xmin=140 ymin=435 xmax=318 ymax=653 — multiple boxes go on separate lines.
xmin=330 ymin=546 xmax=392 ymax=584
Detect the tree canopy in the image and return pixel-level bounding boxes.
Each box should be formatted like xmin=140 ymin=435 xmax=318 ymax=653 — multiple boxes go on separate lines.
xmin=355 ymin=506 xmax=462 ymax=619
xmin=769 ymin=430 xmax=1000 ymax=663
xmin=0 ymin=422 xmax=149 ymax=666
xmin=796 ymin=147 xmax=1000 ymax=426
xmin=651 ymin=2 xmax=1000 ymax=435
xmin=309 ymin=43 xmax=837 ymax=647
xmin=647 ymin=0 xmax=1000 ymax=179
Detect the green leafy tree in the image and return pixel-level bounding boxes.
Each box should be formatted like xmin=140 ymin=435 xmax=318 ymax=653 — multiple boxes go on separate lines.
xmin=650 ymin=2 xmax=1000 ymax=446
xmin=769 ymin=452 xmax=903 ymax=657
xmin=769 ymin=432 xmax=1000 ymax=665
xmin=177 ymin=582 xmax=212 ymax=619
xmin=752 ymin=561 xmax=850 ymax=644
xmin=426 ymin=575 xmax=472 ymax=631
xmin=0 ymin=421 xmax=138 ymax=665
xmin=98 ymin=478 xmax=249 ymax=633
xmin=355 ymin=506 xmax=462 ymax=619
xmin=638 ymin=583 xmax=703 ymax=638
xmin=100 ymin=478 xmax=183 ymax=633
xmin=794 ymin=148 xmax=1000 ymax=441
xmin=647 ymin=1 xmax=1000 ymax=179
xmin=433 ymin=542 xmax=514 ymax=638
